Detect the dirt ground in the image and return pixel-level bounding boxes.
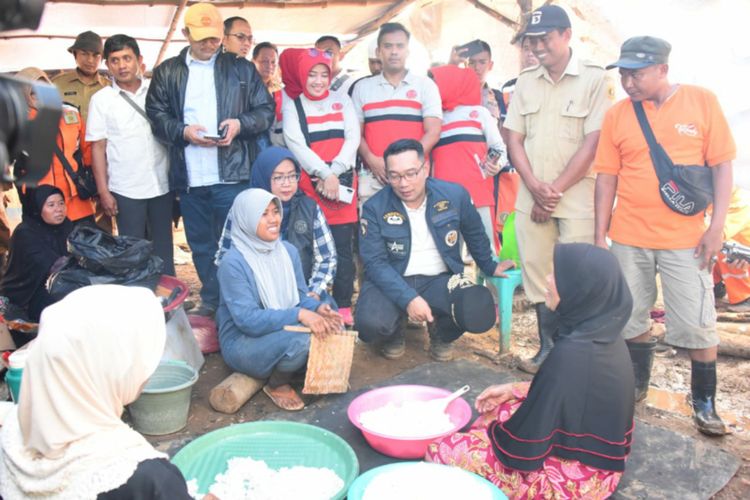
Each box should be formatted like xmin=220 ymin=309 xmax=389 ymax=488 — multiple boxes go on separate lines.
xmin=159 ymin=256 xmax=750 ymax=499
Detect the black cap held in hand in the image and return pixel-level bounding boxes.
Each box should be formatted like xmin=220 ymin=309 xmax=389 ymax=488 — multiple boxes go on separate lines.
xmin=447 ymin=273 xmax=496 ymax=333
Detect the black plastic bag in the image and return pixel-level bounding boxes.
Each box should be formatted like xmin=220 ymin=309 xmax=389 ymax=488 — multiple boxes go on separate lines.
xmin=47 ymin=254 xmax=164 ymax=302
xmin=47 ymin=227 xmax=164 ymax=301
xmin=67 ymin=225 xmax=154 ymax=276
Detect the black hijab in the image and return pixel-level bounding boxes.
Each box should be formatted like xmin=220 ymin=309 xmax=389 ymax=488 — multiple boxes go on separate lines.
xmin=489 ymin=243 xmax=635 ymax=472
xmin=0 ymin=186 xmax=73 ymax=310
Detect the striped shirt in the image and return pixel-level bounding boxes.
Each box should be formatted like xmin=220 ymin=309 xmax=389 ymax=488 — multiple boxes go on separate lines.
xmin=351 ymin=71 xmax=442 ymax=157
xmin=283 ymin=91 xmax=360 ymax=225
xmin=433 ymin=105 xmax=505 ymax=207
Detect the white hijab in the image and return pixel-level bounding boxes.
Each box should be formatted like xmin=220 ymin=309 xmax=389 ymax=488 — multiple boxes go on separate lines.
xmin=229 ymin=189 xmax=300 ymax=309
xmin=0 ymin=285 xmax=168 ymax=499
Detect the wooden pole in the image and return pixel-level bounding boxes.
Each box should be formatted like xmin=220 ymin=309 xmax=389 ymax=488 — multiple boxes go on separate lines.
xmin=341 ymin=0 xmax=417 ymax=56
xmin=154 ymin=0 xmax=189 ymax=69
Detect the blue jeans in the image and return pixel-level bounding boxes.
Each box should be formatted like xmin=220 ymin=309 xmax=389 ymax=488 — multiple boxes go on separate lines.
xmin=179 ymin=183 xmax=246 ymax=308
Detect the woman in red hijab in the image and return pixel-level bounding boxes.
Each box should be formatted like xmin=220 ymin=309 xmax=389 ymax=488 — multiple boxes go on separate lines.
xmin=280 ymin=48 xmax=361 ymax=325
xmin=430 ymin=65 xmax=506 ymax=252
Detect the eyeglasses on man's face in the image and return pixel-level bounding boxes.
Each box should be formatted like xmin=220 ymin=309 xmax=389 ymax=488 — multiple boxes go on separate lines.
xmin=386 ymin=163 xmax=425 ymax=183
xmin=228 ymin=33 xmax=253 ymax=44
xmin=271 ymin=173 xmax=300 ymax=185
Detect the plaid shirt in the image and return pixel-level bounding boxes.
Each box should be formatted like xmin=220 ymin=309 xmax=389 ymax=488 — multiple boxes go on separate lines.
xmin=216 ymin=205 xmax=337 ymax=296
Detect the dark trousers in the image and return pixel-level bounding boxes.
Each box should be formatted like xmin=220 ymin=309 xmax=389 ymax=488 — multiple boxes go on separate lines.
xmin=354 ymin=273 xmax=463 ymax=344
xmin=330 ymin=222 xmax=356 ymax=307
xmin=179 ymin=183 xmax=246 ymax=307
xmin=113 ymin=191 xmax=176 ymax=276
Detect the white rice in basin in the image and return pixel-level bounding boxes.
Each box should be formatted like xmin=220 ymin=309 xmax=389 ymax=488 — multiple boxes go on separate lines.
xmin=362 ymin=462 xmax=496 ymax=500
xmin=358 ymin=400 xmax=455 ymax=438
xmin=187 ymin=457 xmax=344 ymax=500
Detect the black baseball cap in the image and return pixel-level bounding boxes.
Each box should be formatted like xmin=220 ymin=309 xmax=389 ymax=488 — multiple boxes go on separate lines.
xmin=68 ymin=31 xmax=103 ymax=54
xmin=447 ymin=273 xmax=496 ymax=334
xmin=607 ymin=36 xmax=671 ymax=70
xmin=522 ymin=5 xmax=571 ymax=37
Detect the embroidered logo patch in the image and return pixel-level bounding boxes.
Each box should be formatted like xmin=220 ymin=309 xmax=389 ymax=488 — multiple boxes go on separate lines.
xmin=294 ymin=220 xmax=309 ymax=234
xmin=383 ymin=211 xmax=404 ymax=225
xmin=445 ymin=230 xmax=458 ymax=247
xmin=433 ymin=200 xmax=450 ymax=212
xmin=62 ymin=109 xmax=79 ymax=124
xmin=406 ymin=89 xmax=418 ymax=99
xmin=674 ymin=123 xmax=698 ymax=137
xmin=332 ymin=102 xmax=343 ymax=111
xmin=387 ymin=240 xmax=406 ymax=256
xmin=470 ymin=110 xmax=479 ymax=119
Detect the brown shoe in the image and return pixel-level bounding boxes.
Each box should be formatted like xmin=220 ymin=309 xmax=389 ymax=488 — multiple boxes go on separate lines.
xmin=263 ymin=385 xmax=304 ymax=411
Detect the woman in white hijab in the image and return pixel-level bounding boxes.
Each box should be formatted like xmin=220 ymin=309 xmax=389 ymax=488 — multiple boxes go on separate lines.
xmin=217 ymin=189 xmax=342 ymax=411
xmin=0 ymin=285 xmax=193 ymax=500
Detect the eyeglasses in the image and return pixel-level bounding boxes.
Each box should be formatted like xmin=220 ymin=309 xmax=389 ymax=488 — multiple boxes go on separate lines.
xmin=308 ymin=48 xmax=333 ymax=60
xmin=386 ymin=163 xmax=425 ymax=183
xmin=228 ymin=33 xmax=253 ymax=44
xmin=271 ymin=173 xmax=300 ymax=185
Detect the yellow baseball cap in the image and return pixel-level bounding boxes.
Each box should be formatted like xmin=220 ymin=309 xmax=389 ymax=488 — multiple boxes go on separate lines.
xmin=184 ymin=3 xmax=223 ymax=41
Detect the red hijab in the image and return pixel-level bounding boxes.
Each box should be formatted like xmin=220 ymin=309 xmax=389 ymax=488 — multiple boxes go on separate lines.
xmin=280 ymin=48 xmax=332 ymax=101
xmin=430 ymin=65 xmax=482 ymax=111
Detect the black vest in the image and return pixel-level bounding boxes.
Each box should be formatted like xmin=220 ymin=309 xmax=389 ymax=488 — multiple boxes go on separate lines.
xmin=284 ymin=193 xmax=317 ymax=283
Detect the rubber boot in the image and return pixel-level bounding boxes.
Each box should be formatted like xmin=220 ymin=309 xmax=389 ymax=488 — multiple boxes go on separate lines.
xmin=690 ymin=360 xmax=727 ymax=436
xmin=626 ymin=338 xmax=656 ymax=402
xmin=517 ymin=303 xmax=557 ymax=374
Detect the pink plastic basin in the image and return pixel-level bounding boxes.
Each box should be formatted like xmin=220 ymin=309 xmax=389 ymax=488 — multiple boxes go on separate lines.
xmin=347 ymin=385 xmax=473 ymax=459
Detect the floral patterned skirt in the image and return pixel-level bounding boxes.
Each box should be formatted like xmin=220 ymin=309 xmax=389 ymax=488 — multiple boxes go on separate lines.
xmin=425 ymin=397 xmax=622 ymax=499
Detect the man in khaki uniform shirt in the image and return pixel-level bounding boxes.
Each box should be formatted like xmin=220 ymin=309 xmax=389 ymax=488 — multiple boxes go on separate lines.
xmin=52 ymin=31 xmax=109 ymax=123
xmin=504 ymin=5 xmax=613 ymax=373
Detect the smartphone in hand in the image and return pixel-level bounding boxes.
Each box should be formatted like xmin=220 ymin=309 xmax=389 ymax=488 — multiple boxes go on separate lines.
xmin=203 ymin=125 xmax=228 ymax=141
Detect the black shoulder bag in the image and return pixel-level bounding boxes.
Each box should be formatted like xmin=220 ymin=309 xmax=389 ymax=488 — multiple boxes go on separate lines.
xmin=632 ymin=101 xmax=713 ymax=216
xmin=53 ymin=144 xmax=97 ymax=200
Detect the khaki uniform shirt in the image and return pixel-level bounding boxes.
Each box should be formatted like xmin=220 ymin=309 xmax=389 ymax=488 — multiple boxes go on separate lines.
xmin=504 ymin=52 xmax=614 ymax=218
xmin=51 ymin=69 xmax=109 ymax=123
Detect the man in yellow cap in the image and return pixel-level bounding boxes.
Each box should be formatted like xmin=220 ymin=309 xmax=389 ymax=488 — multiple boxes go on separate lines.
xmin=146 ymin=2 xmax=274 ymax=317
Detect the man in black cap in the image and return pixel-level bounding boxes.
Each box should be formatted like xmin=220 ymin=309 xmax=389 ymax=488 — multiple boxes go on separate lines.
xmin=593 ymin=36 xmax=735 ymax=436
xmin=503 ymin=4 xmax=614 ymax=374
xmin=52 ymin=30 xmax=109 ymax=123
xmin=356 ymin=138 xmax=513 ymax=361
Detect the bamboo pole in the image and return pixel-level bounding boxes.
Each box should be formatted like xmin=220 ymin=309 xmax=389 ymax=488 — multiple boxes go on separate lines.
xmin=154 ymin=0 xmax=189 ymax=69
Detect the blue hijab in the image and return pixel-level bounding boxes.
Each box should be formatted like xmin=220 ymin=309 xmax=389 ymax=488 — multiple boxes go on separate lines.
xmin=250 ymin=147 xmax=302 ymax=236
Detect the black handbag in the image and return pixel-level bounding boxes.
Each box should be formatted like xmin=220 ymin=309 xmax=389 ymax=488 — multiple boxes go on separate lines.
xmin=53 ymin=144 xmax=97 ymax=200
xmin=632 ymin=101 xmax=713 ymax=216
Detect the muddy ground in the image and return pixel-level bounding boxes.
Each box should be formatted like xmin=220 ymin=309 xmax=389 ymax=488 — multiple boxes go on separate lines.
xmin=161 ymin=256 xmax=750 ymax=499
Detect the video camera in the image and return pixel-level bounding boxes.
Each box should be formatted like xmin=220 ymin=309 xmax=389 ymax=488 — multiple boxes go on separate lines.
xmin=721 ymin=242 xmax=750 ymax=265
xmin=0 ymin=0 xmax=62 ymax=185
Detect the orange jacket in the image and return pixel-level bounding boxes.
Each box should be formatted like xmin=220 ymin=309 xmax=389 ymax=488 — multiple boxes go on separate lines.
xmin=27 ymin=104 xmax=95 ymax=221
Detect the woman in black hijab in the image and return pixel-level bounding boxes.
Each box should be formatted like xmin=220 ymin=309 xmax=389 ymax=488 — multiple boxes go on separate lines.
xmin=1 ymin=185 xmax=73 ymax=323
xmin=427 ymin=243 xmax=635 ymax=499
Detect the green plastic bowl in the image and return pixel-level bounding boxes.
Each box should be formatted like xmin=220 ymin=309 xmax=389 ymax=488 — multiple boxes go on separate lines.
xmin=172 ymin=421 xmax=359 ymax=499
xmin=348 ymin=462 xmax=508 ymax=499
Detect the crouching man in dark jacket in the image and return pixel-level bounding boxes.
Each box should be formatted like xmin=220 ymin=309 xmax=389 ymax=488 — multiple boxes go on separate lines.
xmin=356 ymin=139 xmax=514 ymax=361
xmin=146 ymin=2 xmax=274 ymax=316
